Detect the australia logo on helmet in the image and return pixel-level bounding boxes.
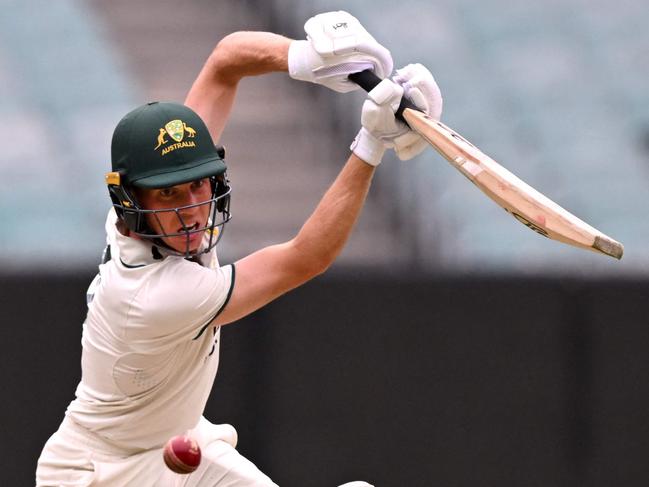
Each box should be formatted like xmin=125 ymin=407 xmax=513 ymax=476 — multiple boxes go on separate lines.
xmin=154 ymin=119 xmax=198 ymax=156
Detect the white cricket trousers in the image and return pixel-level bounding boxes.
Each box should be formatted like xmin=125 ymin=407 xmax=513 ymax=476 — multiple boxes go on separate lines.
xmin=36 ymin=416 xmax=278 ymax=487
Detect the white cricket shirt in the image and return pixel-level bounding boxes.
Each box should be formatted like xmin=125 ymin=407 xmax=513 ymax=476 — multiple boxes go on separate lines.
xmin=66 ymin=209 xmax=234 ymax=451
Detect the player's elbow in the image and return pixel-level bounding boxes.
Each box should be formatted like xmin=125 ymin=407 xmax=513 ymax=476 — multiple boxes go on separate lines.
xmin=307 ymin=257 xmax=332 ymax=279
xmin=209 ymin=33 xmax=245 ymax=85
xmin=287 ymin=239 xmax=333 ymax=283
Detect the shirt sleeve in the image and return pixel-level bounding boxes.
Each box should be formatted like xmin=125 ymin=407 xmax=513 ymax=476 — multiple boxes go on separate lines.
xmin=126 ymin=260 xmax=235 ymax=344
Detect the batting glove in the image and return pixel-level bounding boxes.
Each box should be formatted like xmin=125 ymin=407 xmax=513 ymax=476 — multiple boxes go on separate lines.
xmin=351 ymin=63 xmax=443 ymax=165
xmin=288 ymin=11 xmax=393 ymax=93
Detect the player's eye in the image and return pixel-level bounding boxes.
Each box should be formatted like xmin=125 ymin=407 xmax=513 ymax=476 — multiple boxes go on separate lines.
xmin=158 ymin=187 xmax=175 ymax=198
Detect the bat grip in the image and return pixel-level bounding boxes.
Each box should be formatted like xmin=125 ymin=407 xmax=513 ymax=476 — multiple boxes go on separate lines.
xmin=348 ymin=70 xmax=419 ymax=125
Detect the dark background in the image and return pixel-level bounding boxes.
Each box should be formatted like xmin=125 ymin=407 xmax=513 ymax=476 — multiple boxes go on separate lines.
xmin=2 ymin=271 xmax=648 ymax=486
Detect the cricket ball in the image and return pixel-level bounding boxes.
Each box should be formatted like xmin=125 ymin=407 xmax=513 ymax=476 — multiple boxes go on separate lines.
xmin=163 ymin=435 xmax=202 ymax=474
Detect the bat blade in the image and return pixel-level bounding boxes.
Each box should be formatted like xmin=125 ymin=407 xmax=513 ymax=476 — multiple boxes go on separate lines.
xmin=402 ymin=108 xmax=624 ymax=260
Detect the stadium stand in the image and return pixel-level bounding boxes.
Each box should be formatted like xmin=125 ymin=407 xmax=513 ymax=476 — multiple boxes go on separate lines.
xmin=2 ymin=0 xmax=647 ymax=274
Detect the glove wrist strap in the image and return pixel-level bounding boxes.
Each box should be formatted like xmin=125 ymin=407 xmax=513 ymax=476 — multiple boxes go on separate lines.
xmin=350 ymin=128 xmax=385 ymax=167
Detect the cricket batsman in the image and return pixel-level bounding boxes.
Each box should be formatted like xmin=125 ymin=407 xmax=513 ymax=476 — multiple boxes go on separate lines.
xmin=35 ymin=11 xmax=443 ymax=486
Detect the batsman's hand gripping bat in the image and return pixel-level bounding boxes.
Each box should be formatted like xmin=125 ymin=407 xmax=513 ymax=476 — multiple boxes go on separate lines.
xmin=348 ymin=70 xmax=624 ymax=260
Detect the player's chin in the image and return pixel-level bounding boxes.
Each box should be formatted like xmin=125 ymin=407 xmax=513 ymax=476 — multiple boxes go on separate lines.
xmin=165 ymin=233 xmax=203 ymax=254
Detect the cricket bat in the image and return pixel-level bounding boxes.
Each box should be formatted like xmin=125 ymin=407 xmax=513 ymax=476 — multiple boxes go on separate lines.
xmin=349 ymin=70 xmax=623 ymax=260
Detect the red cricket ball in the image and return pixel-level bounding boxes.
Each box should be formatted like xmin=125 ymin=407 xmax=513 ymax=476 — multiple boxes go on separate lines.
xmin=163 ymin=435 xmax=202 ymax=474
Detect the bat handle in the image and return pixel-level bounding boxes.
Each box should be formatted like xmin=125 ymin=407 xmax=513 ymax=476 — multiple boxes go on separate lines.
xmin=348 ymin=70 xmax=419 ymax=125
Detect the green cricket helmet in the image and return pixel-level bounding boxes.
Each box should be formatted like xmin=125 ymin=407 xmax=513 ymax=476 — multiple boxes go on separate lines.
xmin=105 ymin=101 xmax=231 ymax=256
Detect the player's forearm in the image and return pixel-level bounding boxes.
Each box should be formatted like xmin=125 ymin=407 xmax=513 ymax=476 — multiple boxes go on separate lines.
xmin=206 ymin=31 xmax=290 ymax=84
xmin=291 ymin=154 xmax=375 ymax=275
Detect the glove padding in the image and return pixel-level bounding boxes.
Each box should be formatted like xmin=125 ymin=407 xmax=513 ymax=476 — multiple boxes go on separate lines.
xmin=352 ymin=64 xmax=443 ymax=164
xmin=289 ymin=11 xmax=393 ymax=93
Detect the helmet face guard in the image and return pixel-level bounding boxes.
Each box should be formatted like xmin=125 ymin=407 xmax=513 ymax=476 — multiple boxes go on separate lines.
xmin=107 ymin=173 xmax=232 ymax=258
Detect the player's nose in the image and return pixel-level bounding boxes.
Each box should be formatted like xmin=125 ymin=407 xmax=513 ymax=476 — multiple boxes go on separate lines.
xmin=177 ymin=191 xmax=204 ymax=219
xmin=179 ymin=187 xmax=202 ymax=207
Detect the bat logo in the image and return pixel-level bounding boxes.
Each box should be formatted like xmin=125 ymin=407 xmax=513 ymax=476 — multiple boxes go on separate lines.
xmin=436 ymin=120 xmax=478 ymax=150
xmin=332 ymin=22 xmax=348 ymax=30
xmin=510 ymin=212 xmax=549 ymax=238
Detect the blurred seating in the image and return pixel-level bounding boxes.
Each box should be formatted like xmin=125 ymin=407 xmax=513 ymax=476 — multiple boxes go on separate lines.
xmin=2 ymin=0 xmax=647 ymax=275
xmin=0 ymin=0 xmax=137 ymax=269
